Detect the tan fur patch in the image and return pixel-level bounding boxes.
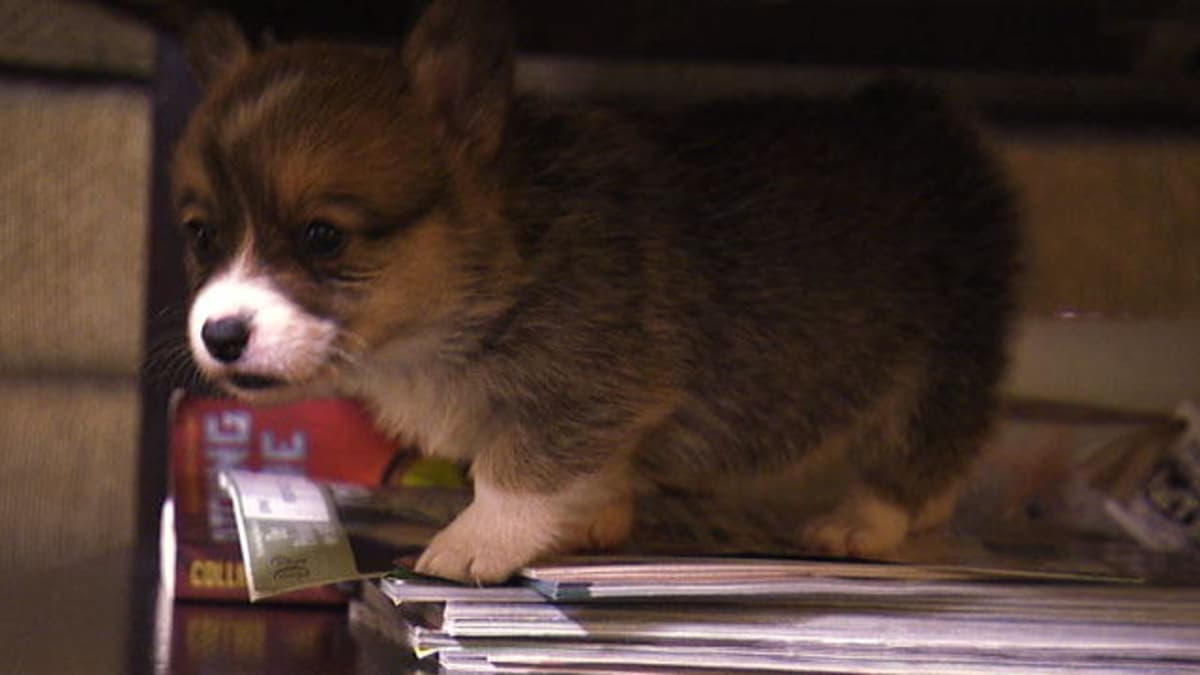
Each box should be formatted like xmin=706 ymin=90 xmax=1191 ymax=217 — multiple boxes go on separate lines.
xmin=218 ymin=73 xmax=305 ymax=150
xmin=343 ymin=213 xmax=466 ymax=348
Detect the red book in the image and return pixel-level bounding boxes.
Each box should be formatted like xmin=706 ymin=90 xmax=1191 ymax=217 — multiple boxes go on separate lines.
xmin=167 ymin=393 xmax=402 ymax=602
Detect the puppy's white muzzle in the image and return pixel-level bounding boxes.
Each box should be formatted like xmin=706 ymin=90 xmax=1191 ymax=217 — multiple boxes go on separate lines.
xmin=188 ymin=261 xmax=337 ymax=391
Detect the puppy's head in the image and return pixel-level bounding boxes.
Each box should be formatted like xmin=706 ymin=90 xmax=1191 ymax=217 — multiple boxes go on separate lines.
xmin=174 ymin=0 xmax=517 ymax=399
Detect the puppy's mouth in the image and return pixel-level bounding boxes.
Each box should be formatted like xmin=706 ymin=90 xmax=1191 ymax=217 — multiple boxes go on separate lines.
xmin=226 ymin=373 xmax=289 ymax=391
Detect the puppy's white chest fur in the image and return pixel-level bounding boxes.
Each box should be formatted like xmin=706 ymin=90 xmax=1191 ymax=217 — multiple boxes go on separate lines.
xmin=346 ymin=357 xmax=487 ymax=463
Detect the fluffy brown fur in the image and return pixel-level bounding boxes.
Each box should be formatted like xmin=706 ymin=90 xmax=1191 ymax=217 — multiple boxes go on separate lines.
xmin=175 ymin=0 xmax=1019 ymax=582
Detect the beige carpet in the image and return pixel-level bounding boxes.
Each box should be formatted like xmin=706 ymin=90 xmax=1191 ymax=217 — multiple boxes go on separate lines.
xmin=0 ymin=381 xmax=141 ymax=573
xmin=0 ymin=0 xmax=153 ymax=575
xmin=0 ymin=81 xmax=150 ymax=376
xmin=0 ymin=0 xmax=153 ymax=77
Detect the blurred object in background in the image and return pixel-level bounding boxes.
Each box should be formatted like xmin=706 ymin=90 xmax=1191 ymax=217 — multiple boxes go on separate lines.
xmin=0 ymin=0 xmax=154 ymax=577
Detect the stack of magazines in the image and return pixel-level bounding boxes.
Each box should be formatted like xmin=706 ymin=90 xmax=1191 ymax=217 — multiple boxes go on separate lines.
xmin=220 ymin=469 xmax=1200 ymax=673
xmin=355 ymin=556 xmax=1200 ymax=673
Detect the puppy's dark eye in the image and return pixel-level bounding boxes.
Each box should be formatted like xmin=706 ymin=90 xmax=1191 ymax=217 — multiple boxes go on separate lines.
xmin=182 ymin=217 xmax=215 ymax=259
xmin=302 ymin=220 xmax=346 ymax=258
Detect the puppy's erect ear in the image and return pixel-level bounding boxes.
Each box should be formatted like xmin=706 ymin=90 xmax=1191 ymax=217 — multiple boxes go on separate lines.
xmin=185 ymin=13 xmax=251 ymax=88
xmin=402 ymin=0 xmax=514 ymax=164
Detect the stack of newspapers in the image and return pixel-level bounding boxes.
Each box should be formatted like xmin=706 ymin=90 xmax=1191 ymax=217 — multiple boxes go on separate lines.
xmin=220 ymin=470 xmax=1200 ymax=673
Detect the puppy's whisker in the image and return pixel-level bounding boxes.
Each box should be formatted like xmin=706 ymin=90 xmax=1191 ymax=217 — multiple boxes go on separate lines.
xmin=143 ymin=339 xmax=203 ymax=388
xmin=329 ymin=339 xmax=365 ymax=371
xmin=339 ymin=329 xmax=369 ymax=354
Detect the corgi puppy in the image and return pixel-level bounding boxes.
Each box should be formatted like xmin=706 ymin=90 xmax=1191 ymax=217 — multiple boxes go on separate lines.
xmin=176 ymin=0 xmax=1019 ymax=583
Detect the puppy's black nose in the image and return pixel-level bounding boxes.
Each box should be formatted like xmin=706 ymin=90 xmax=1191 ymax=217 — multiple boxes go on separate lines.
xmin=201 ymin=317 xmax=251 ymax=363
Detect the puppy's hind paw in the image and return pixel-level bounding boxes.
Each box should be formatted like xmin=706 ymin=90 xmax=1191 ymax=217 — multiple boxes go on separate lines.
xmin=800 ymin=488 xmax=910 ymax=559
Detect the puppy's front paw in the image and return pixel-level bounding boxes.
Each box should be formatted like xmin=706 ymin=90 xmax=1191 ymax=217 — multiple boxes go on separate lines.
xmin=800 ymin=486 xmax=910 ymax=558
xmin=415 ymin=500 xmax=552 ymax=584
xmin=414 ymin=469 xmax=636 ymax=584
